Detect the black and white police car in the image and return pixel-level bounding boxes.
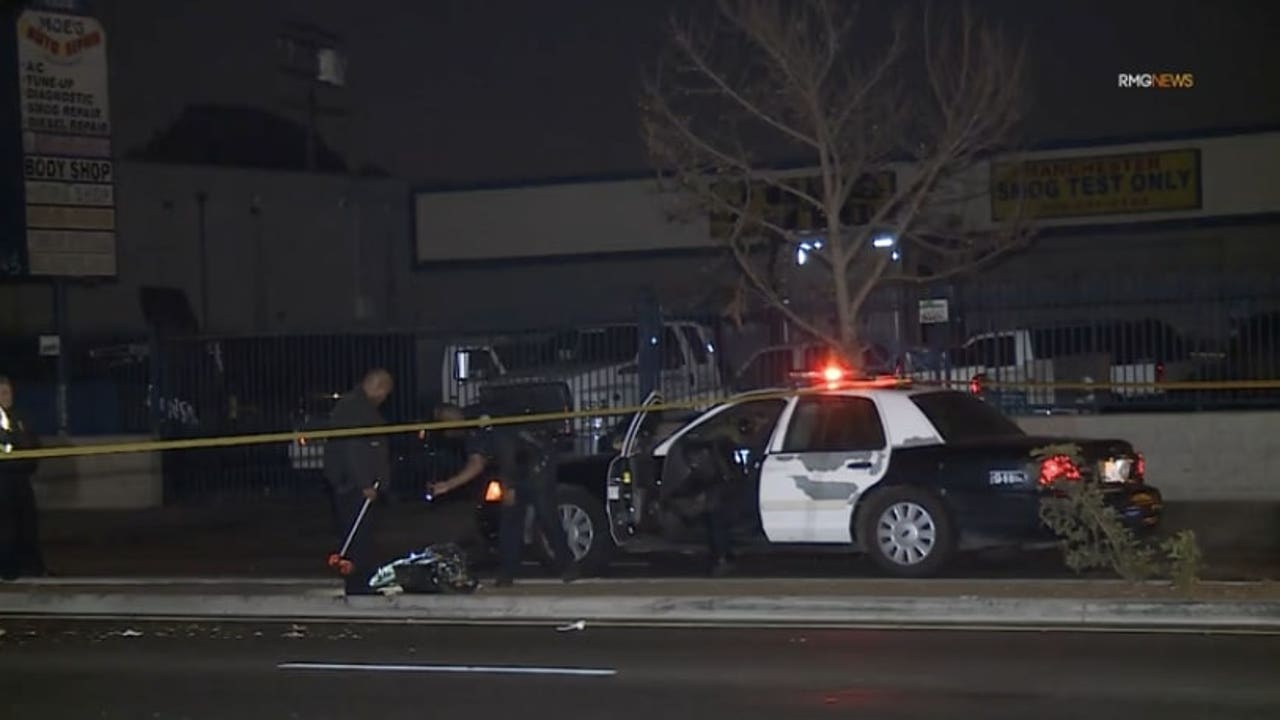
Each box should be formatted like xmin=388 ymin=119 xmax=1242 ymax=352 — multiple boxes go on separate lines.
xmin=478 ymin=369 xmax=1163 ymax=578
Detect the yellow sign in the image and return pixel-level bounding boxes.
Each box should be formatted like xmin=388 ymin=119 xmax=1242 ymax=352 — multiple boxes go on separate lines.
xmin=710 ymin=171 xmax=896 ymax=238
xmin=991 ymin=149 xmax=1201 ymax=221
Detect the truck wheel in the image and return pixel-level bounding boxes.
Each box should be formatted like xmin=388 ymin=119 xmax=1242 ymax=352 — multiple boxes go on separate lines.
xmin=858 ymin=486 xmax=955 ymax=578
xmin=534 ymin=484 xmax=615 ymax=577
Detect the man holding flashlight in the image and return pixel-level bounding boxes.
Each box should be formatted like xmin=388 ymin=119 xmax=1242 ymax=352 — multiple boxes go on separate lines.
xmin=428 ymin=403 xmax=576 ymax=587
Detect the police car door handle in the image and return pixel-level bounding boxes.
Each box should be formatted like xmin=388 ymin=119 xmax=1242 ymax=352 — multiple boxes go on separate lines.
xmin=846 ymin=461 xmax=873 ymax=470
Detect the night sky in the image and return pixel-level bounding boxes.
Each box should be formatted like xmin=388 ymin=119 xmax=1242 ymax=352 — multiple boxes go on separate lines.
xmin=93 ymin=0 xmax=1280 ymax=185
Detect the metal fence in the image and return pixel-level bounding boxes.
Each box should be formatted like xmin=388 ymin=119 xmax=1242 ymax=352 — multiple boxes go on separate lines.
xmin=6 ymin=274 xmax=1280 ymax=503
xmin=885 ymin=274 xmax=1280 ymax=414
xmin=7 ymin=318 xmax=727 ymax=503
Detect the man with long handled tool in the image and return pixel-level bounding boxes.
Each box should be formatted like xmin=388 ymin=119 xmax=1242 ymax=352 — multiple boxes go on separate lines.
xmin=323 ymin=369 xmax=393 ymax=596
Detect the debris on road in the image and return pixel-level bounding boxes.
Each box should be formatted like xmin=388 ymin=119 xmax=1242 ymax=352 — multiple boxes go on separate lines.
xmin=557 ymin=620 xmax=587 ymax=632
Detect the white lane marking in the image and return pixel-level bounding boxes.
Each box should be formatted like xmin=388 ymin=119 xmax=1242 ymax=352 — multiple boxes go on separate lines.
xmin=277 ymin=662 xmax=617 ymax=677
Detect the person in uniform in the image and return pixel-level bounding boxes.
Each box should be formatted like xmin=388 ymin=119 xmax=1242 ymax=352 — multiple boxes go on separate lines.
xmin=428 ymin=403 xmax=577 ymax=587
xmin=0 ymin=376 xmax=47 ymax=580
xmin=322 ymin=368 xmax=393 ymax=595
xmin=681 ymin=420 xmax=749 ymax=577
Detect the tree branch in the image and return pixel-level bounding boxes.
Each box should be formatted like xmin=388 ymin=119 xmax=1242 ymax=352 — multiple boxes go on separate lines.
xmin=671 ymin=19 xmax=822 ymax=151
xmin=644 ymin=0 xmax=1032 ymax=356
xmin=724 ymin=188 xmax=839 ymax=347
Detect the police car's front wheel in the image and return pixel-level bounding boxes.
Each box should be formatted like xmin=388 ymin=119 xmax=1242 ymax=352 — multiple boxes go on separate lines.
xmin=859 ymin=487 xmax=955 ymax=578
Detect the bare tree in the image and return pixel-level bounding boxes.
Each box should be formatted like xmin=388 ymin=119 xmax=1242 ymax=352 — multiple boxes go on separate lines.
xmin=642 ymin=0 xmax=1031 ymax=357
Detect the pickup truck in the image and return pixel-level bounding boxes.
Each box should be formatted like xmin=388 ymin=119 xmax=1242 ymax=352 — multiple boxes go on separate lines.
xmin=917 ymin=320 xmax=1198 ymax=410
xmin=443 ymin=321 xmax=724 ymax=455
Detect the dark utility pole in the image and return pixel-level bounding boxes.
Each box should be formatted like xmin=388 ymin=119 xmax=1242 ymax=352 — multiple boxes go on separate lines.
xmin=195 ymin=191 xmax=209 ymax=332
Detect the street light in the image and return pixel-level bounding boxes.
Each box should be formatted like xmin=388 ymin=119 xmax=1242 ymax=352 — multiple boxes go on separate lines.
xmin=872 ymin=233 xmax=901 ymax=262
xmin=795 ymin=235 xmax=824 ymax=266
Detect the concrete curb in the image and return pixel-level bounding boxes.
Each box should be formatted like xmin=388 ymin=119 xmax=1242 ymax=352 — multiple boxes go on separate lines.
xmin=1 ymin=591 xmax=1278 ymax=630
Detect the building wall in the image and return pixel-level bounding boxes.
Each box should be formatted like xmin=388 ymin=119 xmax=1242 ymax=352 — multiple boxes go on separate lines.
xmin=3 ymin=132 xmax=1279 ymax=343
xmin=403 ymin=130 xmax=1280 ymax=338
xmin=0 ymin=162 xmax=410 ymax=338
xmin=412 ymin=131 xmax=1280 ymax=264
xmin=1018 ymin=412 xmax=1280 ymax=502
xmin=0 ymin=162 xmax=735 ymax=340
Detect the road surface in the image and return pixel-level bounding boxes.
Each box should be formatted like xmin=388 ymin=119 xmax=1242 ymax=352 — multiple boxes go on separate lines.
xmin=1 ymin=620 xmax=1276 ymax=719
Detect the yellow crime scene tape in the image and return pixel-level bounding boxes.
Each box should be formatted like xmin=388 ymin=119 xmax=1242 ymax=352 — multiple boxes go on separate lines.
xmin=1 ymin=378 xmax=1279 ymax=462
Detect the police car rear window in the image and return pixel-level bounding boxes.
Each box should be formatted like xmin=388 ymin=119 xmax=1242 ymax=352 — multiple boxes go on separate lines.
xmin=910 ymin=391 xmax=1025 ymax=442
xmin=783 ymin=396 xmax=886 ymax=452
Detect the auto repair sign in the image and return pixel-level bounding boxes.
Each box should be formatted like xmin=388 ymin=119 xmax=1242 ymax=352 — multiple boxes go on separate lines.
xmin=10 ymin=4 xmax=116 ymax=277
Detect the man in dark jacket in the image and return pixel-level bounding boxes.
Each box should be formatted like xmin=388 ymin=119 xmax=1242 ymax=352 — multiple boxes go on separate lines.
xmin=0 ymin=376 xmax=47 ymax=580
xmin=428 ymin=403 xmax=576 ymax=587
xmin=323 ymin=368 xmax=393 ymax=595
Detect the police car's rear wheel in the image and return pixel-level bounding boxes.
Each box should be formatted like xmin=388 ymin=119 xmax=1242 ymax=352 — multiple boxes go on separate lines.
xmin=859 ymin=487 xmax=954 ymax=578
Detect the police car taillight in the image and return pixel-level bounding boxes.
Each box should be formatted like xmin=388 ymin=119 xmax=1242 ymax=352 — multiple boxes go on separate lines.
xmin=1038 ymin=454 xmax=1082 ymax=487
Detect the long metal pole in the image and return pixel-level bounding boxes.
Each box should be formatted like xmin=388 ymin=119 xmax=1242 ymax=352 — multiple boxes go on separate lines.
xmin=53 ymin=279 xmax=69 ymax=435
xmin=196 ymin=191 xmax=209 ymax=332
xmin=251 ymin=200 xmax=265 ymax=330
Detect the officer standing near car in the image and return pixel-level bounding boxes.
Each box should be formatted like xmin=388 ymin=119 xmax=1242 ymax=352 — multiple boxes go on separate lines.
xmin=323 ymin=368 xmax=393 ymax=596
xmin=428 ymin=403 xmax=577 ymax=587
xmin=0 ymin=376 xmax=47 ymax=580
xmin=684 ymin=417 xmax=754 ymax=578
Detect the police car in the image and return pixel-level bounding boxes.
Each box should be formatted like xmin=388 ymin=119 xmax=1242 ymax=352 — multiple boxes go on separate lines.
xmin=478 ymin=369 xmax=1163 ymax=578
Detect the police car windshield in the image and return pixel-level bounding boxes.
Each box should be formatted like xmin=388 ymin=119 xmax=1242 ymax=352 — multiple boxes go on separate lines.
xmin=910 ymin=391 xmax=1025 ymax=442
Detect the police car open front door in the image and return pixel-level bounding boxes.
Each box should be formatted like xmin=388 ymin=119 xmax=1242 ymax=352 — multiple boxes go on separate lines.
xmin=758 ymin=395 xmax=892 ymax=544
xmin=606 ymin=391 xmax=663 ymax=544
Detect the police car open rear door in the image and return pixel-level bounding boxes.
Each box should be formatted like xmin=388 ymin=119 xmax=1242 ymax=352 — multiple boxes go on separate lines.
xmin=757 ymin=394 xmax=893 ymax=544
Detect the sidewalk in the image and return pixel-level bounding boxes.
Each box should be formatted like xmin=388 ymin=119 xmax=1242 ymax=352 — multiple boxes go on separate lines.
xmin=2 ymin=577 xmax=1278 ymax=630
xmin=34 ymin=499 xmax=1280 ymax=580
xmin=39 ymin=496 xmax=478 ymax=578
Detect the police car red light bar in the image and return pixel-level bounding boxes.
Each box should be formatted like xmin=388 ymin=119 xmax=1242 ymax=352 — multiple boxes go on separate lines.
xmin=821 ymin=364 xmax=845 ymax=383
xmin=788 ymin=368 xmax=910 ymax=389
